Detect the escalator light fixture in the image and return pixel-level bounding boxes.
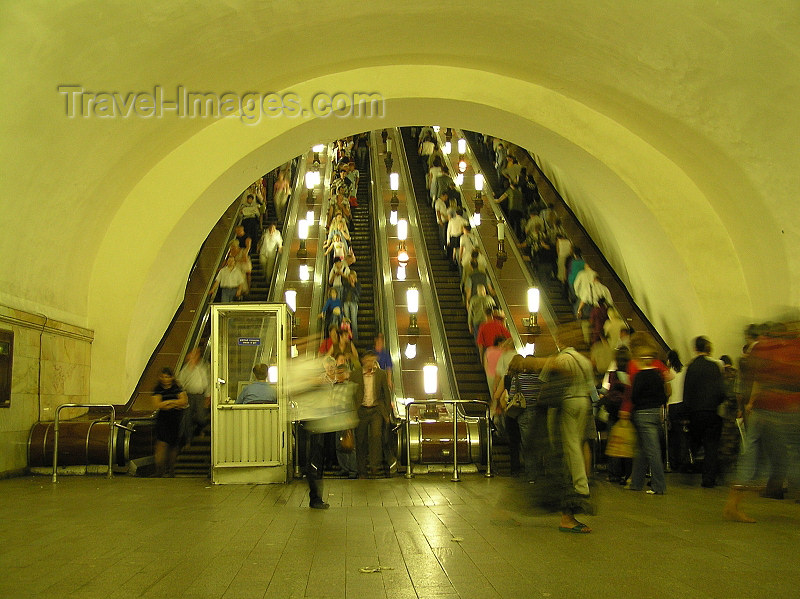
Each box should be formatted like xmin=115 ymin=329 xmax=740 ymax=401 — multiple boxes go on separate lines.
xmin=398 ymin=249 xmax=409 ymax=264
xmin=390 ymin=172 xmax=400 ymax=191
xmin=474 ymin=173 xmax=484 ymax=191
xmin=397 ymin=264 xmax=406 ymax=280
xmin=433 ymin=125 xmax=440 ymax=133
xmin=306 ymin=210 xmax=315 ymax=224
xmin=470 ymin=213 xmax=481 ymax=227
xmin=457 ymin=138 xmax=467 ymax=155
xmin=527 ymin=287 xmax=540 ymax=313
xmin=497 ymin=221 xmax=505 ymax=241
xmin=268 ymin=366 xmax=278 ymax=384
xmin=454 ymin=173 xmax=463 ymax=186
xmin=312 ymin=144 xmax=326 ymax=153
xmin=284 ymin=289 xmax=297 ymax=312
xmin=298 ymin=219 xmax=309 ymax=240
xmin=406 ymin=287 xmax=419 ymax=314
xmin=290 ymin=345 xmax=299 ymax=357
xmin=390 ymin=210 xmax=398 ymax=225
xmin=299 ymin=264 xmax=310 ymax=281
xmin=458 ymin=160 xmax=467 ymax=173
xmin=305 ymin=171 xmax=316 ymax=190
xmin=405 ymin=343 xmax=417 ymax=359
xmin=443 ymin=141 xmax=451 ymax=155
xmin=397 ymin=218 xmax=408 ymax=241
xmin=522 ymin=343 xmax=535 ymax=357
xmin=423 ymin=363 xmax=438 ymax=395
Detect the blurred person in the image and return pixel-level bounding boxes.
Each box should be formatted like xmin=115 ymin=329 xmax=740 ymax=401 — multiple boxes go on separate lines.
xmin=177 ymin=347 xmax=211 ymax=444
xmin=329 ymin=333 xmax=360 ymax=371
xmin=354 ymin=350 xmax=392 ymax=478
xmin=446 ymin=207 xmax=468 ymax=265
xmin=603 ymin=305 xmax=629 ymax=350
xmin=724 ymin=324 xmax=800 ymax=521
xmin=273 ymin=170 xmax=290 ymax=221
xmin=627 ymin=337 xmax=671 ymax=494
xmin=495 ymin=181 xmax=525 ymax=239
xmin=666 ymin=349 xmax=690 ymax=472
xmin=258 ymin=223 xmax=283 ymax=281
xmin=464 ymin=260 xmax=494 ymax=305
xmin=341 ymin=271 xmax=361 ymax=341
xmin=600 ymin=346 xmax=633 ymax=483
xmin=240 ymin=195 xmax=261 ymax=248
xmin=228 ymin=242 xmax=252 ymax=292
xmin=468 ymin=284 xmax=496 ymax=343
xmin=476 ymin=308 xmax=511 ymax=361
xmin=555 ymin=233 xmax=573 ymax=285
xmin=319 ymin=287 xmax=343 ymax=334
xmin=327 ymin=257 xmax=350 ymax=292
xmin=152 ymin=367 xmax=188 ymax=477
xmin=236 ymin=364 xmax=277 ymax=404
xmin=537 ymin=323 xmax=597 ymax=533
xmin=209 ymin=256 xmax=245 ymax=302
xmin=332 ymin=361 xmax=358 ymax=478
xmin=234 ymin=224 xmax=252 ymax=255
xmin=502 ymin=353 xmax=547 ymax=480
xmin=319 ymin=325 xmax=339 ymax=355
xmin=717 ymin=355 xmax=742 ymax=476
xmin=683 ymin=336 xmax=726 ymax=488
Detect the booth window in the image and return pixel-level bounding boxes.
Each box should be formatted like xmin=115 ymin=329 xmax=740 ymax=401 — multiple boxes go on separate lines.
xmin=0 ymin=330 xmax=12 ymax=408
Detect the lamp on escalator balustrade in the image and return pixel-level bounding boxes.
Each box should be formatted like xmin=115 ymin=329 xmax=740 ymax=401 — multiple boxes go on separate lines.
xmin=299 ymin=264 xmax=310 ymax=282
xmin=454 ymin=173 xmax=463 ymax=186
xmin=496 ymin=219 xmax=508 ymax=268
xmin=423 ymin=363 xmax=438 ymax=396
xmin=396 ymin=264 xmax=406 ymax=281
xmin=285 ymin=288 xmax=297 ymax=331
xmin=390 ymin=210 xmax=398 ymax=225
xmin=306 ymin=210 xmax=314 ymax=225
xmin=304 ymin=170 xmax=319 ymax=209
xmin=296 ymin=219 xmax=309 ymax=258
xmin=457 ymin=159 xmax=467 ymax=173
xmin=457 ymin=138 xmax=466 ymax=158
xmin=406 ymin=286 xmax=420 ymax=335
xmin=397 ymin=218 xmax=409 ymax=265
xmin=433 ymin=125 xmax=440 ymax=133
xmin=390 ymin=172 xmax=400 ymax=212
xmin=404 ymin=343 xmax=417 ymax=359
xmin=522 ymin=287 xmax=541 ymax=334
xmin=443 ymin=141 xmax=451 ymax=155
xmin=474 ymin=173 xmax=484 ymax=212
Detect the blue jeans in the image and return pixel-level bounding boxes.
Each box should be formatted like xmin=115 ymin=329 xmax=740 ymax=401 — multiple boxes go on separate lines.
xmin=343 ymin=301 xmax=359 ymax=340
xmin=631 ymin=408 xmax=666 ymax=493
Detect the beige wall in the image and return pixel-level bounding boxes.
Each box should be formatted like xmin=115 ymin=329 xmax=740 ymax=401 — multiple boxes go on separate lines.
xmin=0 ymin=1 xmax=798 ymax=409
xmin=0 ymin=305 xmax=92 ymax=476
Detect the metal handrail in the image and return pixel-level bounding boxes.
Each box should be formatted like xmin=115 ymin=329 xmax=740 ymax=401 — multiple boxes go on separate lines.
xmin=403 ymin=399 xmax=492 ymax=482
xmin=52 ymin=404 xmax=116 ymax=483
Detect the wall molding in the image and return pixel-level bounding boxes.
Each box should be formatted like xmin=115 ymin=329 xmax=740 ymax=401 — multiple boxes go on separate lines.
xmin=0 ymin=304 xmax=94 ymax=343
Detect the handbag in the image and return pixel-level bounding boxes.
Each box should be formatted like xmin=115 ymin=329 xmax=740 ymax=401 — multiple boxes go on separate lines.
xmin=605 ymin=416 xmax=637 ymax=458
xmin=339 ymin=429 xmax=355 ymax=453
xmin=504 ymin=375 xmax=526 ymax=419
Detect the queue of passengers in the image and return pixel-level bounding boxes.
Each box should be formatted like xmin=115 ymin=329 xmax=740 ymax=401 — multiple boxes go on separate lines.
xmin=208 ymin=170 xmax=286 ymax=302
xmin=311 ymin=135 xmax=398 ymax=485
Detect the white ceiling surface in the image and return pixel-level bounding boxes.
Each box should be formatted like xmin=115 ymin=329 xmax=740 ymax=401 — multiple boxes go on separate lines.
xmin=1 ymin=1 xmax=798 ymax=402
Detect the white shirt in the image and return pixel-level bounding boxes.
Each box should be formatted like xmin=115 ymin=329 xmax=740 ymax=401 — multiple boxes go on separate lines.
xmin=177 ymin=362 xmax=210 ymax=395
xmin=447 ymin=215 xmax=468 ymax=238
xmin=260 ymin=230 xmax=283 ymax=257
xmin=215 ymin=266 xmax=245 ymax=289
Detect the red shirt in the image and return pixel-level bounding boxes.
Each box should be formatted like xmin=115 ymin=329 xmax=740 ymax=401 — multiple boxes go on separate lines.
xmin=477 ymin=319 xmax=511 ymax=349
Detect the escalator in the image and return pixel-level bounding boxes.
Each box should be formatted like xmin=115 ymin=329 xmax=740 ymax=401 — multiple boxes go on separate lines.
xmin=347 ymin=147 xmax=378 ymax=354
xmin=463 ymin=130 xmax=666 ymax=347
xmin=399 ymin=128 xmax=491 ymax=408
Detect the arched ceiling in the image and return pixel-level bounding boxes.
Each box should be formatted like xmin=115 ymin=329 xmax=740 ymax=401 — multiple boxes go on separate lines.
xmin=1 ymin=1 xmax=798 ymax=401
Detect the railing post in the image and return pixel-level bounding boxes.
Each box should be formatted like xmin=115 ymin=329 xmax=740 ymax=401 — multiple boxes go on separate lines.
xmin=451 ymin=401 xmax=460 ymax=482
xmin=405 ymin=409 xmax=413 ymax=479
xmin=107 ymin=406 xmax=116 ymax=478
xmin=52 ymin=408 xmax=61 ymax=483
xmin=484 ymin=402 xmax=493 ymax=478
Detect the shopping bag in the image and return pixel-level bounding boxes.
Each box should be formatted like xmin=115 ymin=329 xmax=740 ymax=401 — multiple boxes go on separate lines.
xmin=605 ymin=416 xmax=637 ymax=458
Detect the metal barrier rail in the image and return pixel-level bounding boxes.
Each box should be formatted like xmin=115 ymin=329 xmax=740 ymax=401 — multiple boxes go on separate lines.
xmin=404 ymin=399 xmax=493 ymax=482
xmin=52 ymin=404 xmax=117 ymax=483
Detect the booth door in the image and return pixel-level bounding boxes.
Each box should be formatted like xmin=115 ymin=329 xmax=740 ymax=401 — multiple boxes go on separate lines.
xmin=210 ymin=305 xmax=289 ymax=484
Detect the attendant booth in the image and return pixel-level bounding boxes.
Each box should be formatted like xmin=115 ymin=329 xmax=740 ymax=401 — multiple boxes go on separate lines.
xmin=210 ymin=304 xmax=291 ymax=484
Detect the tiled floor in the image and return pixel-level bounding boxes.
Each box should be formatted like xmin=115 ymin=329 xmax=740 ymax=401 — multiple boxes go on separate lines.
xmin=1 ymin=472 xmax=799 ymax=598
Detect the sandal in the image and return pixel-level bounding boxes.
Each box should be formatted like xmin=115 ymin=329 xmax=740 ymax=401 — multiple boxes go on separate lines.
xmin=559 ymin=522 xmax=591 ymax=533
